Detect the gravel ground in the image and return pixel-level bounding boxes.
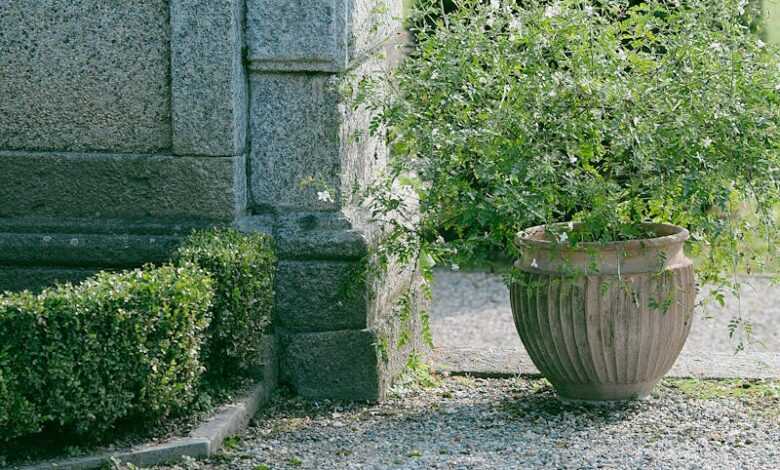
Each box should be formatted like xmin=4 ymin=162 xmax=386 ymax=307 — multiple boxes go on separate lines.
xmin=152 ymin=376 xmax=780 ymax=470
xmin=431 ymin=271 xmax=780 ymax=353
xmin=141 ymin=271 xmax=780 ymax=470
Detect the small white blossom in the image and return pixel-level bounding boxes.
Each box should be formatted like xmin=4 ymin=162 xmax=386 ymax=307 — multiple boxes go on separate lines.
xmin=702 ymin=137 xmax=713 ymax=148
xmin=558 ymin=232 xmax=569 ymax=243
xmin=569 ymin=155 xmax=578 ymax=164
xmin=738 ymin=0 xmax=748 ymax=15
xmin=567 ymin=221 xmax=575 ymax=230
xmin=757 ymin=39 xmax=767 ymax=49
xmin=317 ymin=190 xmax=334 ymax=203
xmin=548 ymin=89 xmax=557 ymax=97
xmin=583 ymin=5 xmax=594 ymax=16
xmin=776 ymin=83 xmax=780 ymax=91
xmin=509 ymin=17 xmax=523 ymax=33
xmin=531 ymin=258 xmax=540 ymax=269
xmin=490 ymin=0 xmax=500 ymax=10
xmin=544 ymin=4 xmax=561 ymax=18
xmin=710 ymin=42 xmax=723 ymax=52
xmin=691 ymin=231 xmax=705 ymax=241
xmin=617 ymin=49 xmax=627 ymax=61
xmin=451 ymin=263 xmax=460 ymax=272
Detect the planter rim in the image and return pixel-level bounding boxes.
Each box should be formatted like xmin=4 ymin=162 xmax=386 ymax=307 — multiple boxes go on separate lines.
xmin=515 ymin=222 xmax=689 ymax=253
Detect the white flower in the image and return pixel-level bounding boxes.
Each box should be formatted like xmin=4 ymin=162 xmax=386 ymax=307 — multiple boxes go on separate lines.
xmin=558 ymin=232 xmax=569 ymax=243
xmin=530 ymin=258 xmax=540 ymax=269
xmin=544 ymin=4 xmax=561 ymax=18
xmin=490 ymin=0 xmax=500 ymax=11
xmin=509 ymin=17 xmax=523 ymax=33
xmin=757 ymin=39 xmax=767 ymax=49
xmin=548 ymin=89 xmax=557 ymax=97
xmin=317 ymin=190 xmax=334 ymax=203
xmin=584 ymin=5 xmax=594 ymax=16
xmin=710 ymin=42 xmax=723 ymax=52
xmin=776 ymin=83 xmax=780 ymax=91
xmin=702 ymin=137 xmax=713 ymax=148
xmin=569 ymin=155 xmax=578 ymax=164
xmin=738 ymin=0 xmax=748 ymax=15
xmin=451 ymin=263 xmax=460 ymax=272
xmin=617 ymin=49 xmax=627 ymax=61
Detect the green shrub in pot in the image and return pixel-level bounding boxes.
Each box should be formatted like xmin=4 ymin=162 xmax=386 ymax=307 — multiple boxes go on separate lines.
xmin=360 ymin=0 xmax=780 ymax=400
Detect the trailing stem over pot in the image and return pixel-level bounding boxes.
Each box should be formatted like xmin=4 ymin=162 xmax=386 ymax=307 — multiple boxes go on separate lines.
xmin=356 ymin=0 xmax=780 ymax=342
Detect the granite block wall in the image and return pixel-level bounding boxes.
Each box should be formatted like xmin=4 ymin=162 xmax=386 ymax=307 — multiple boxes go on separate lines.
xmin=0 ymin=0 xmax=424 ymax=401
xmin=0 ymin=0 xmax=248 ymax=287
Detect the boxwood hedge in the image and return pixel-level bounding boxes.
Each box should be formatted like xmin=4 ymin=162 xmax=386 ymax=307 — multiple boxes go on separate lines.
xmin=0 ymin=264 xmax=214 ymax=442
xmin=0 ymin=229 xmax=276 ymax=444
xmin=175 ymin=228 xmax=276 ymax=380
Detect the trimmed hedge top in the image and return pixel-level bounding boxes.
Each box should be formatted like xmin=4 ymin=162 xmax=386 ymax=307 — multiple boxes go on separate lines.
xmin=0 ymin=264 xmax=214 ymax=441
xmin=0 ymin=228 xmax=277 ymax=444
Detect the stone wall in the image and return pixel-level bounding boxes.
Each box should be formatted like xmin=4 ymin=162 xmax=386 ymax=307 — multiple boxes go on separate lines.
xmin=242 ymin=0 xmax=428 ymax=401
xmin=0 ymin=0 xmax=425 ymax=401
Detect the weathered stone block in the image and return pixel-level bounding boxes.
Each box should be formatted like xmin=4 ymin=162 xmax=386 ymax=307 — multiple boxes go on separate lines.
xmin=248 ymin=51 xmax=389 ymax=212
xmin=283 ymin=329 xmax=381 ymax=400
xmin=282 ymin=284 xmax=430 ymax=401
xmin=238 ymin=212 xmax=369 ymax=260
xmin=0 ymin=0 xmax=172 ymax=153
xmin=0 ymin=231 xmax=180 ymax=269
xmin=275 ymin=260 xmax=369 ymax=333
xmin=0 ymin=152 xmax=247 ymax=222
xmin=349 ymin=0 xmax=404 ymax=64
xmin=0 ymin=267 xmax=98 ymax=293
xmin=246 ymin=0 xmax=403 ymax=72
xmin=249 ymin=73 xmax=342 ymax=211
xmin=247 ymin=0 xmax=349 ymax=72
xmin=171 ymin=0 xmax=248 ymax=156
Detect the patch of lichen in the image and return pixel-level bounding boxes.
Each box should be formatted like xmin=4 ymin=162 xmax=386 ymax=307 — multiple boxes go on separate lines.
xmin=663 ymin=379 xmax=780 ymax=418
xmin=663 ymin=379 xmax=780 ymax=400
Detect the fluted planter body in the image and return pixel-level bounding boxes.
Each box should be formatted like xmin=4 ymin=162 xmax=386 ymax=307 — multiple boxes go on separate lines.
xmin=510 ymin=223 xmax=695 ymax=401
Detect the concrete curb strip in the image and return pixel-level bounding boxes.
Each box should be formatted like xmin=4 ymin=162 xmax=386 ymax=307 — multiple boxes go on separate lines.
xmin=432 ymin=348 xmax=780 ymax=380
xmin=17 ymin=383 xmax=270 ymax=470
xmin=18 ymin=337 xmax=278 ymax=470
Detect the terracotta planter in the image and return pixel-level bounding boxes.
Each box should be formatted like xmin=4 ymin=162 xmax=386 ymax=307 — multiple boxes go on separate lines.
xmin=509 ymin=223 xmax=695 ymax=401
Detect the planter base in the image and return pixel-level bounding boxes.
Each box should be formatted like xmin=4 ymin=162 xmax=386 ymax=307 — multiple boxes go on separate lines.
xmin=553 ymin=380 xmax=657 ymax=402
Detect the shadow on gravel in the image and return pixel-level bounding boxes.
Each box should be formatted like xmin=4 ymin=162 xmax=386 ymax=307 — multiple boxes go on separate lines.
xmin=497 ymin=383 xmax=646 ymax=424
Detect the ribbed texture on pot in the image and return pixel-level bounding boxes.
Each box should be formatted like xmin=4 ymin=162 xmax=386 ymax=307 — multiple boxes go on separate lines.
xmin=510 ymin=264 xmax=695 ymax=400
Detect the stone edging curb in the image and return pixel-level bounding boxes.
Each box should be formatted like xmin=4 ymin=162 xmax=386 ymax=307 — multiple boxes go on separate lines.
xmin=17 ymin=383 xmax=270 ymax=470
xmin=18 ymin=337 xmax=278 ymax=470
xmin=432 ymin=348 xmax=780 ymax=380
